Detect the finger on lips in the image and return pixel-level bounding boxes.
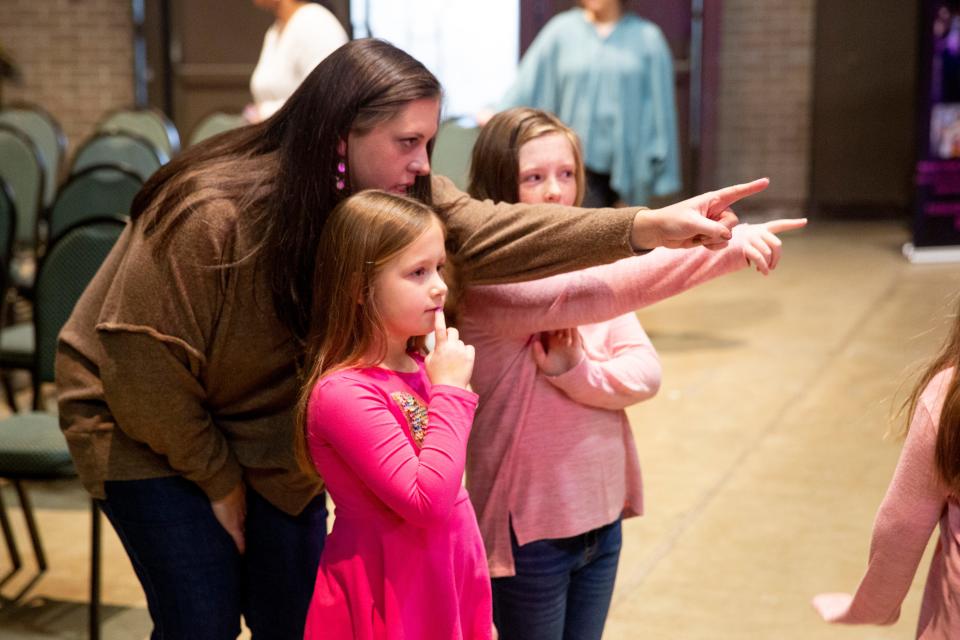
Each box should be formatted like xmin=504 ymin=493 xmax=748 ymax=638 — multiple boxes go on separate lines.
xmin=434 ymin=309 xmax=448 ymax=342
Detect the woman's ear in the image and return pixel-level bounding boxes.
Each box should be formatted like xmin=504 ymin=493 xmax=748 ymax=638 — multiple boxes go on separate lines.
xmin=337 ymin=138 xmax=347 ymax=157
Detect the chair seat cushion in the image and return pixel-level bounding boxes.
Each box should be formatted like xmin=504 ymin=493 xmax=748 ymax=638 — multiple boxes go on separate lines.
xmin=0 ymin=322 xmax=34 ymax=368
xmin=0 ymin=412 xmax=75 ymax=478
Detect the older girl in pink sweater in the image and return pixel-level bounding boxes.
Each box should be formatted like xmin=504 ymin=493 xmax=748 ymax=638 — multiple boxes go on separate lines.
xmin=813 ymin=296 xmax=960 ymax=638
xmin=460 ymin=107 xmax=805 ymax=639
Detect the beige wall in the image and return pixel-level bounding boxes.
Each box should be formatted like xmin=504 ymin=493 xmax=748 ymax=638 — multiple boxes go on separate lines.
xmin=0 ymin=0 xmax=134 ymax=162
xmin=715 ymin=0 xmax=816 ymax=213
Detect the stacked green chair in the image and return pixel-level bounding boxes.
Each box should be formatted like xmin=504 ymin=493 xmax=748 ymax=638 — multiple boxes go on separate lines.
xmin=431 ymin=117 xmax=481 ymax=191
xmin=70 ymin=132 xmax=168 ymax=183
xmin=0 ymin=124 xmax=45 ymax=249
xmin=0 ymin=186 xmax=25 ymax=602
xmin=0 ymin=178 xmax=18 ymax=410
xmin=0 ymin=103 xmax=67 ymax=209
xmin=188 ymin=110 xmax=247 ymax=146
xmin=0 ymin=178 xmax=17 ymax=279
xmin=0 ymin=217 xmax=125 ymax=638
xmin=31 ymin=219 xmax=126 ymax=408
xmin=48 ymin=165 xmax=140 ymax=243
xmin=97 ymin=108 xmax=180 ymax=158
xmin=0 ymin=218 xmax=126 ymax=409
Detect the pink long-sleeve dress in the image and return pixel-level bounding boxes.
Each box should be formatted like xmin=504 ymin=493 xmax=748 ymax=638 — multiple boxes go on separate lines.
xmin=813 ymin=368 xmax=960 ymax=639
xmin=303 ymin=356 xmax=492 ymax=639
xmin=459 ymin=235 xmax=749 ymax=576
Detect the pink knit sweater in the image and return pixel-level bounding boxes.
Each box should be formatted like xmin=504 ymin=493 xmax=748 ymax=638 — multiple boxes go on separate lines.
xmin=813 ymin=368 xmax=960 ymax=639
xmin=459 ymin=234 xmax=749 ymax=577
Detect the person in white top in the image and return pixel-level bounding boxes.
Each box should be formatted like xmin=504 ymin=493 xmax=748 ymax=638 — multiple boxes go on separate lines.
xmin=247 ymin=0 xmax=349 ymax=122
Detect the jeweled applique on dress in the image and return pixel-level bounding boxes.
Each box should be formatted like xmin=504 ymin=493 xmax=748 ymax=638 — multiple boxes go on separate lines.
xmin=390 ymin=391 xmax=428 ymax=447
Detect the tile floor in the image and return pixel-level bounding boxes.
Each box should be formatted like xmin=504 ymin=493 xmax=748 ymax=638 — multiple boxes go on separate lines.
xmin=0 ymin=217 xmax=956 ymax=639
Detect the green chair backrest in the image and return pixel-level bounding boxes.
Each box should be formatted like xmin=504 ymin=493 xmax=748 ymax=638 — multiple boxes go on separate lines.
xmin=48 ymin=165 xmax=139 ymax=242
xmin=97 ymin=109 xmax=180 ymax=158
xmin=71 ymin=132 xmax=168 ymax=182
xmin=0 ymin=124 xmax=44 ymax=247
xmin=0 ymin=106 xmax=65 ymax=208
xmin=431 ymin=118 xmax=481 ymax=192
xmin=34 ymin=218 xmax=126 ymax=383
xmin=0 ymin=178 xmax=18 ymax=275
xmin=188 ymin=111 xmax=247 ymax=146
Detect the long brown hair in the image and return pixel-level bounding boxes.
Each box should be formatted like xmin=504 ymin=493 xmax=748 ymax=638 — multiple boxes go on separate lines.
xmin=294 ymin=190 xmax=443 ymax=474
xmin=130 ymin=39 xmax=442 ymax=347
xmin=467 ymin=107 xmax=585 ymax=206
xmin=902 ymin=296 xmax=960 ymax=494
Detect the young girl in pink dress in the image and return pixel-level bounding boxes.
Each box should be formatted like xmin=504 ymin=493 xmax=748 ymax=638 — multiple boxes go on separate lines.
xmin=297 ymin=190 xmax=492 ymax=639
xmin=460 ymin=107 xmax=806 ymax=639
xmin=813 ymin=297 xmax=960 ymax=638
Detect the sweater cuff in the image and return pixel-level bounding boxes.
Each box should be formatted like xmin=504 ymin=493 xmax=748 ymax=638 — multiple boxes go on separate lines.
xmin=193 ymin=456 xmax=244 ymax=502
xmin=624 ymin=206 xmax=653 ymax=254
xmin=543 ymin=353 xmax=590 ymax=392
xmin=431 ymin=384 xmax=479 ymax=407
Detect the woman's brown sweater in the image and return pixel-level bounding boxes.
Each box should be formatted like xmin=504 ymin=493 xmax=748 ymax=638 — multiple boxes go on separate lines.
xmin=55 ymin=174 xmax=639 ymax=515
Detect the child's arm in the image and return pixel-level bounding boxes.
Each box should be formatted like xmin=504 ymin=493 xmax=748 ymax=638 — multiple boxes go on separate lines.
xmin=464 ymin=221 xmax=798 ymax=338
xmin=308 ymin=377 xmax=478 ymax=527
xmin=535 ymin=315 xmax=662 ymax=411
xmin=436 ymin=177 xmax=777 ymax=286
xmin=812 ymin=382 xmax=950 ymax=626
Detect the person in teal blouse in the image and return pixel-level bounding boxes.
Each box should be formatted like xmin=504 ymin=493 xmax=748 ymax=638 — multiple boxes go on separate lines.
xmin=492 ymin=0 xmax=680 ymax=207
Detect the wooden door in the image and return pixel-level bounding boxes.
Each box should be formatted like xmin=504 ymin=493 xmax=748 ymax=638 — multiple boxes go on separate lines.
xmin=143 ymin=1 xmax=350 ymax=141
xmin=810 ymin=0 xmax=919 ymax=215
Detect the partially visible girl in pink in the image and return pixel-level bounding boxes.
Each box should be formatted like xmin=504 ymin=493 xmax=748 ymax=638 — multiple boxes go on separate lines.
xmin=296 ymin=190 xmax=492 ymax=639
xmin=461 ymin=107 xmax=806 ymax=639
xmin=813 ymin=295 xmax=960 ymax=639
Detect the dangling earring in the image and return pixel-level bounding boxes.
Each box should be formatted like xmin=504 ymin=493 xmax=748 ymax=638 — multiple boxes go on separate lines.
xmin=335 ymin=157 xmax=347 ymax=191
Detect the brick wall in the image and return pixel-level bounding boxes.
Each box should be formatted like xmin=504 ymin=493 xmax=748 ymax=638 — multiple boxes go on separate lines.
xmin=715 ymin=0 xmax=816 ymax=213
xmin=0 ymin=0 xmax=134 ymax=165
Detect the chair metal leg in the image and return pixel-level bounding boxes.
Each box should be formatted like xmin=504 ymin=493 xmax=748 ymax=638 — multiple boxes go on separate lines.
xmin=31 ymin=377 xmax=41 ymax=412
xmin=2 ymin=481 xmax=46 ymax=601
xmin=0 ymin=373 xmax=17 ymax=413
xmin=0 ymin=487 xmax=102 ymax=630
xmin=0 ymin=485 xmax=22 ymax=589
xmin=13 ymin=480 xmax=46 ymax=571
xmin=89 ymin=499 xmax=101 ymax=640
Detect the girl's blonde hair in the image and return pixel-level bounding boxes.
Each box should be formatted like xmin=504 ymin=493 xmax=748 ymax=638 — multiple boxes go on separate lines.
xmin=902 ymin=296 xmax=960 ymax=494
xmin=467 ymin=107 xmax=585 ymax=206
xmin=294 ymin=190 xmax=444 ymax=475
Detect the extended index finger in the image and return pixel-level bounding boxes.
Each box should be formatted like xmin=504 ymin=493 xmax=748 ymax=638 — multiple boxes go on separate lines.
xmin=710 ymin=178 xmax=770 ymax=211
xmin=763 ymin=218 xmax=808 ymax=234
xmin=434 ymin=309 xmax=448 ymax=343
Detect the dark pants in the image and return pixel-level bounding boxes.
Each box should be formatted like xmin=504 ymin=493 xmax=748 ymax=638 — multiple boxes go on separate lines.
xmin=99 ymin=476 xmax=327 ymax=640
xmin=492 ymin=519 xmax=622 ymax=640
xmin=583 ymin=169 xmax=620 ymax=208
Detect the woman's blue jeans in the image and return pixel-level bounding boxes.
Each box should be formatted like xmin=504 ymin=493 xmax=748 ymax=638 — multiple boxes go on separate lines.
xmin=492 ymin=519 xmax=622 ymax=640
xmin=98 ymin=476 xmax=327 ymax=639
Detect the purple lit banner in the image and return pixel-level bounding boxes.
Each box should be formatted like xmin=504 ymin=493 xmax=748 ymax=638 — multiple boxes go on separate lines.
xmin=908 ymin=0 xmax=960 ymax=260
